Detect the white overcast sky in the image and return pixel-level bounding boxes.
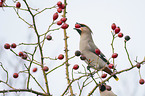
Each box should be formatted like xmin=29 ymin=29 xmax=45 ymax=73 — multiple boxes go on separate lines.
xmin=0 ymin=0 xmax=145 ymax=96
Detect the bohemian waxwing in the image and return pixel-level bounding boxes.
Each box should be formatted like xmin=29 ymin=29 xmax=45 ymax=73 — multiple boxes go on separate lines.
xmin=74 ymin=23 xmax=119 ymax=81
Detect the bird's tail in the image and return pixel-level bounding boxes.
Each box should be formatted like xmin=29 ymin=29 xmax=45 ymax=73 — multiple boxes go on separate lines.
xmin=103 ymin=67 xmax=119 ymax=81
xmin=113 ymin=75 xmax=119 ymax=81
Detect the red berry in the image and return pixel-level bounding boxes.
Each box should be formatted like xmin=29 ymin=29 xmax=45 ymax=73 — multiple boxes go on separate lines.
xmin=60 ymin=17 xmax=67 ymax=22
xmin=118 ymin=32 xmax=123 ymax=38
xmin=115 ymin=27 xmax=120 ymax=34
xmin=80 ymin=55 xmax=86 ymax=60
xmin=111 ymin=23 xmax=116 ymax=30
xmin=112 ymin=53 xmax=118 ymax=58
xmin=75 ymin=50 xmax=81 ymax=56
xmin=57 ymin=21 xmax=63 ymax=25
xmin=19 ymin=52 xmax=24 ymax=56
xmin=139 ymin=79 xmax=144 ymax=85
xmin=95 ymin=49 xmax=100 ymax=55
xmin=106 ymin=85 xmax=112 ymax=91
xmin=46 ymin=35 xmax=52 ymax=40
xmin=73 ymin=64 xmax=79 ymax=70
xmin=13 ymin=73 xmax=18 ymax=78
xmin=75 ymin=24 xmax=81 ymax=28
xmin=0 ymin=2 xmax=3 ymax=7
xmin=136 ymin=63 xmax=141 ymax=69
xmin=11 ymin=43 xmax=17 ymax=48
xmin=53 ymin=12 xmax=59 ymax=21
xmin=33 ymin=67 xmax=37 ymax=72
xmin=101 ymin=73 xmax=107 ymax=78
xmin=16 ymin=2 xmax=21 ymax=8
xmin=57 ymin=1 xmax=62 ymax=7
xmin=61 ymin=23 xmax=69 ymax=29
xmin=1 ymin=0 xmax=5 ymax=3
xmin=4 ymin=43 xmax=10 ymax=49
xmin=58 ymin=54 xmax=64 ymax=60
xmin=57 ymin=8 xmax=62 ymax=13
xmin=108 ymin=64 xmax=114 ymax=69
xmin=125 ymin=35 xmax=131 ymax=41
xmin=22 ymin=54 xmax=27 ymax=59
xmin=43 ymin=66 xmax=49 ymax=72
xmin=59 ymin=4 xmax=65 ymax=9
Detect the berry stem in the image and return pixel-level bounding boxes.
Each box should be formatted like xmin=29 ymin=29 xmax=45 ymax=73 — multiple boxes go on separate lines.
xmin=111 ymin=32 xmax=116 ymax=64
xmin=124 ymin=41 xmax=133 ymax=67
xmin=138 ymin=69 xmax=142 ymax=79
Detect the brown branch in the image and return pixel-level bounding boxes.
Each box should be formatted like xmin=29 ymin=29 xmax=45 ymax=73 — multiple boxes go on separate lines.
xmin=0 ymin=89 xmax=49 ymax=96
xmin=23 ymin=0 xmax=50 ymax=94
xmin=62 ymin=0 xmax=73 ymax=95
xmin=88 ymin=60 xmax=145 ymax=95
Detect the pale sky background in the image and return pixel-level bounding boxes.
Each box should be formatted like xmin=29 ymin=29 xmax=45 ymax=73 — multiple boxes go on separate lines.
xmin=0 ymin=0 xmax=145 ymax=96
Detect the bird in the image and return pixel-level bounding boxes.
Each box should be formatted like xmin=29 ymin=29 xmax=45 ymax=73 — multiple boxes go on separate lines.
xmin=99 ymin=84 xmax=117 ymax=96
xmin=74 ymin=23 xmax=119 ymax=81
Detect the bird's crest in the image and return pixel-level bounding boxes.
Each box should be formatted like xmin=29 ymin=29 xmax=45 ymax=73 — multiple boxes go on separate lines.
xmin=79 ymin=23 xmax=93 ymax=33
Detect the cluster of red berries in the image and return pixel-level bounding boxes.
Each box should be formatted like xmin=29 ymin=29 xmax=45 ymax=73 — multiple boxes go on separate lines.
xmin=4 ymin=43 xmax=16 ymax=49
xmin=111 ymin=23 xmax=123 ymax=38
xmin=99 ymin=84 xmax=112 ymax=92
xmin=0 ymin=1 xmax=21 ymax=8
xmin=33 ymin=66 xmax=49 ymax=73
xmin=4 ymin=43 xmax=28 ymax=60
xmin=75 ymin=50 xmax=86 ymax=61
xmin=111 ymin=23 xmax=131 ymax=41
xmin=107 ymin=53 xmax=118 ymax=69
xmin=18 ymin=51 xmax=27 ymax=60
xmin=53 ymin=1 xmax=69 ymax=29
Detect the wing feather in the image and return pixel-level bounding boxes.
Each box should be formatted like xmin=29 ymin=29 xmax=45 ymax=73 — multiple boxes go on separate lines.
xmin=88 ymin=40 xmax=110 ymax=64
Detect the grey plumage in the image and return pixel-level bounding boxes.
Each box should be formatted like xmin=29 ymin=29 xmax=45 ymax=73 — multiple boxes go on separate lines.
xmin=75 ymin=23 xmax=119 ymax=81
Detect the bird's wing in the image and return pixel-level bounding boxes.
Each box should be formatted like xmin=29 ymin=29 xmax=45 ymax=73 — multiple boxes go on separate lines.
xmin=88 ymin=40 xmax=110 ymax=64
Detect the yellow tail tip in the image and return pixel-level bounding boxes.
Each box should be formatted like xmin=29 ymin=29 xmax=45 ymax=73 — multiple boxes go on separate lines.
xmin=115 ymin=77 xmax=119 ymax=81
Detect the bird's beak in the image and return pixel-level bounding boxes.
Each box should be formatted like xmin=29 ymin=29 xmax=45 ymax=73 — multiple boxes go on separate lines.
xmin=74 ymin=22 xmax=82 ymax=35
xmin=74 ymin=28 xmax=82 ymax=35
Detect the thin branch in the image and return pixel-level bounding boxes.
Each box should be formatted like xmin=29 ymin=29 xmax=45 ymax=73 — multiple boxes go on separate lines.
xmin=23 ymin=0 xmax=50 ymax=94
xmin=124 ymin=41 xmax=133 ymax=67
xmin=88 ymin=60 xmax=145 ymax=95
xmin=27 ymin=46 xmax=38 ymax=89
xmin=13 ymin=7 xmax=33 ymax=28
xmin=34 ymin=5 xmax=57 ymax=16
xmin=0 ymin=80 xmax=15 ymax=90
xmin=46 ymin=56 xmax=75 ymax=75
xmin=0 ymin=62 xmax=9 ymax=83
xmin=24 ymin=64 xmax=46 ymax=93
xmin=0 ymin=89 xmax=49 ymax=96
